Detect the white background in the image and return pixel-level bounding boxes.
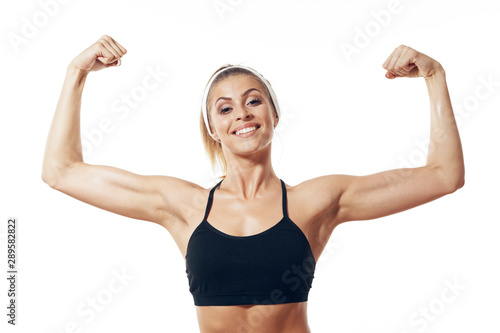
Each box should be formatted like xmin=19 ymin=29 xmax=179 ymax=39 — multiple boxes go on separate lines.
xmin=1 ymin=0 xmax=499 ymax=332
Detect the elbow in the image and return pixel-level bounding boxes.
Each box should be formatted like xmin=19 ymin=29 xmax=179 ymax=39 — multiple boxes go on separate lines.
xmin=432 ymin=164 xmax=465 ymax=194
xmin=456 ymin=176 xmax=465 ymax=191
xmin=41 ymin=165 xmax=65 ymax=189
xmin=42 ymin=159 xmax=57 ymax=187
xmin=451 ymin=166 xmax=466 ymax=192
xmin=42 ymin=161 xmax=80 ymax=189
xmin=42 ymin=160 xmax=76 ymax=188
xmin=41 ymin=163 xmax=56 ymax=187
xmin=41 ymin=172 xmax=58 ymax=188
xmin=445 ymin=176 xmax=465 ymax=194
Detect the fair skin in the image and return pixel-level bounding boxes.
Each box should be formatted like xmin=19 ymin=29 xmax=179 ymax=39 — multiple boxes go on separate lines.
xmin=42 ymin=36 xmax=464 ymax=332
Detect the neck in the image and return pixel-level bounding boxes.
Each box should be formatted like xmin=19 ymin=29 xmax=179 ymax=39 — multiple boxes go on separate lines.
xmin=220 ymin=144 xmax=279 ymax=200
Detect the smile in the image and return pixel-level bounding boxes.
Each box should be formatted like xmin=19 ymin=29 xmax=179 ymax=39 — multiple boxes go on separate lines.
xmin=234 ymin=126 xmax=260 ymax=136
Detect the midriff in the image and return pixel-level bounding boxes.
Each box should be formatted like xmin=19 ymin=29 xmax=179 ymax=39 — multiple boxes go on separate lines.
xmin=195 ymin=301 xmax=311 ymax=333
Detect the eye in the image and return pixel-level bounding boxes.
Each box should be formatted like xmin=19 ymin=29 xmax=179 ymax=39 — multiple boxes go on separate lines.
xmin=249 ymin=98 xmax=261 ymax=105
xmin=219 ymin=98 xmax=262 ymax=114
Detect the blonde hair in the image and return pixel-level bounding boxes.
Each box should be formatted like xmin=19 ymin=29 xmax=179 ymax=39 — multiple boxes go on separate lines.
xmin=200 ymin=65 xmax=279 ymax=179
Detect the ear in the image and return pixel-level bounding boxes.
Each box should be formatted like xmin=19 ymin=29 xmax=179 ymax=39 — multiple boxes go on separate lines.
xmin=207 ymin=116 xmax=221 ymax=142
xmin=210 ymin=127 xmax=221 ymax=143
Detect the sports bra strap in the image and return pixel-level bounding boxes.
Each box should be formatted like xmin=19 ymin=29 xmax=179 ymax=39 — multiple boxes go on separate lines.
xmin=203 ymin=178 xmax=224 ymax=222
xmin=280 ymin=179 xmax=289 ymax=220
xmin=202 ymin=178 xmax=288 ymax=221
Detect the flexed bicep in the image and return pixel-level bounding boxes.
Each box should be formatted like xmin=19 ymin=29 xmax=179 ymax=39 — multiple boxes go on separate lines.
xmin=47 ymin=162 xmax=202 ymax=229
xmin=334 ymin=165 xmax=460 ymax=224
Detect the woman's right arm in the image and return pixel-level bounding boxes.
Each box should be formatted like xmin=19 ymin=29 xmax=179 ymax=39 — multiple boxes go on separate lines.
xmin=41 ymin=35 xmax=201 ymax=229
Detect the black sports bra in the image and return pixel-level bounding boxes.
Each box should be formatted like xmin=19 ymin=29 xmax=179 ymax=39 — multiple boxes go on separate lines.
xmin=185 ymin=178 xmax=316 ymax=306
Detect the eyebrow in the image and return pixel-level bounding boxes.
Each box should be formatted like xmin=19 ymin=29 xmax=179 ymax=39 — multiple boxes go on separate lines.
xmin=215 ymin=88 xmax=261 ymax=106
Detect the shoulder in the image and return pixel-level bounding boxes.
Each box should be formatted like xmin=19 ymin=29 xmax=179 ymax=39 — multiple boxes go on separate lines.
xmin=153 ymin=176 xmax=215 ymax=229
xmin=285 ymin=174 xmax=346 ymax=200
xmin=284 ymin=175 xmax=347 ymax=223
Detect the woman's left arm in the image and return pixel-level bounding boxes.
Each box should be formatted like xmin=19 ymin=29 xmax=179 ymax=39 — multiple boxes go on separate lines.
xmin=419 ymin=63 xmax=465 ymax=190
xmin=317 ymin=45 xmax=465 ymax=225
xmin=384 ymin=45 xmax=465 ymax=190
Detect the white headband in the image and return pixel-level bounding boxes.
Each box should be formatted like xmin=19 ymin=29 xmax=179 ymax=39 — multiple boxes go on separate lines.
xmin=201 ymin=65 xmax=281 ymax=141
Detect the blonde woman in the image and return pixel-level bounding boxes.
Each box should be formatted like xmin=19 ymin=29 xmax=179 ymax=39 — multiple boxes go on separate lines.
xmin=42 ymin=35 xmax=464 ymax=332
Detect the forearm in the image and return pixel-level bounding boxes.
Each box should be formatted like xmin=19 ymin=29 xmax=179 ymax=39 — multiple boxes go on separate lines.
xmin=424 ymin=67 xmax=465 ymax=189
xmin=42 ymin=64 xmax=88 ymax=184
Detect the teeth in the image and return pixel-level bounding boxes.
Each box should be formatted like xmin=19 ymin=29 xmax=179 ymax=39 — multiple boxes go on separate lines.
xmin=235 ymin=126 xmax=257 ymax=135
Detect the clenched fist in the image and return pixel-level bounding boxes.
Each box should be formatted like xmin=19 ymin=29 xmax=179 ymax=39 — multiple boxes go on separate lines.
xmin=382 ymin=45 xmax=443 ymax=79
xmin=69 ymin=35 xmax=127 ymax=74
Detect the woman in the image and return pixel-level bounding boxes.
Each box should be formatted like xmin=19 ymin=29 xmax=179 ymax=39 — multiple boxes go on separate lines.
xmin=42 ymin=35 xmax=465 ymax=332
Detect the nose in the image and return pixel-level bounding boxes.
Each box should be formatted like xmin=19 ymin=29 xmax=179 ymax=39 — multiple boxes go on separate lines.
xmin=235 ymin=105 xmax=252 ymax=120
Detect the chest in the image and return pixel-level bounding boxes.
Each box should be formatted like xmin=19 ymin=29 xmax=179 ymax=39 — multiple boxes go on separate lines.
xmin=206 ymin=194 xmax=287 ymax=237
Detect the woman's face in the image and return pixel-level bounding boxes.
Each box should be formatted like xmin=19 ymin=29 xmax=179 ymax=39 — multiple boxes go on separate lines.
xmin=208 ymin=74 xmax=278 ymax=154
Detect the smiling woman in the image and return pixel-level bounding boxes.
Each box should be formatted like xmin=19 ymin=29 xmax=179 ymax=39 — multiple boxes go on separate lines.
xmin=42 ymin=36 xmax=464 ymax=333
xmin=200 ymin=64 xmax=281 ymax=178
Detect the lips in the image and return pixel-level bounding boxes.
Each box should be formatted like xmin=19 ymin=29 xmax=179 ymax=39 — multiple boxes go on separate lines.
xmin=232 ymin=123 xmax=261 ymax=135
